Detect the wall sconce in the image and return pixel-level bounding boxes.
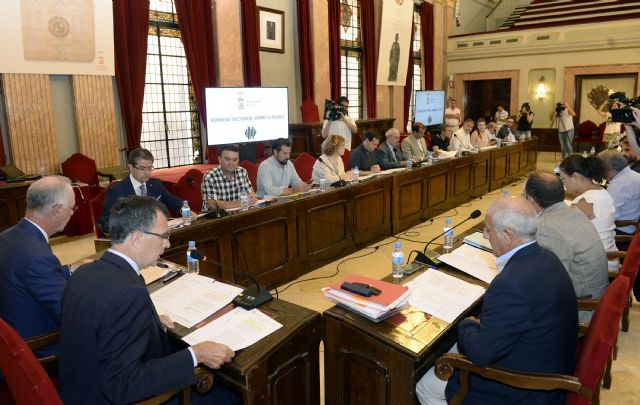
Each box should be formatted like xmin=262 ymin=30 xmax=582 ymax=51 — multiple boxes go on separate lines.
xmin=535 ymin=76 xmax=548 ymax=100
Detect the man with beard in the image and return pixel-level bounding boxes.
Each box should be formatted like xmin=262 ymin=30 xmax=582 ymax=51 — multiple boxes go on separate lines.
xmin=257 ymin=138 xmax=310 ymax=198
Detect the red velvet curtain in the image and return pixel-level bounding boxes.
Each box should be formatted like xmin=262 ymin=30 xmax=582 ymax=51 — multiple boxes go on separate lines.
xmin=0 ymin=125 xmax=6 ymax=165
xmin=175 ymin=0 xmax=217 ymax=127
xmin=297 ymin=0 xmax=315 ymax=103
xmin=113 ymin=0 xmax=150 ymax=152
xmin=328 ymin=0 xmax=341 ymax=101
xmin=403 ymin=19 xmax=416 ymax=131
xmin=420 ymin=2 xmax=435 ymax=90
xmin=240 ymin=0 xmax=261 ymax=86
xmin=359 ymin=0 xmax=376 ymax=118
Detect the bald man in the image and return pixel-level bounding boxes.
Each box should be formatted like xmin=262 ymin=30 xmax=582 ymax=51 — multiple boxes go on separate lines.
xmin=377 ymin=128 xmax=412 ymax=169
xmin=417 ymin=197 xmax=577 ymax=404
xmin=0 ymin=176 xmax=85 ymax=355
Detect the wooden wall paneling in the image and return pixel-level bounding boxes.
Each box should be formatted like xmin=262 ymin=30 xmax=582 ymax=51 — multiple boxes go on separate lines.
xmin=2 ymin=74 xmax=58 ymax=174
xmin=472 ymin=152 xmax=490 ymax=197
xmin=424 ymin=160 xmax=453 ymax=219
xmin=71 ymin=75 xmax=119 ymax=168
xmin=391 ymin=167 xmax=427 ymax=234
xmin=162 ymin=235 xmax=226 ymax=280
xmin=450 ymin=155 xmax=473 ymax=206
xmin=350 ymin=177 xmax=391 ymax=246
xmin=507 ymin=143 xmax=522 ymax=180
xmin=489 ymin=147 xmax=508 ymax=191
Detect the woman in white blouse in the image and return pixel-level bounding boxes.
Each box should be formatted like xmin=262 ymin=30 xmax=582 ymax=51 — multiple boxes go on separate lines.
xmin=312 ymin=134 xmax=354 ymax=184
xmin=559 ymin=155 xmax=619 ymax=270
xmin=470 ymin=118 xmax=496 ymax=148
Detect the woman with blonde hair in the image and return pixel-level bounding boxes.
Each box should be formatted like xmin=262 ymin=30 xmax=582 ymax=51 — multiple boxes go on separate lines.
xmin=312 ymin=135 xmax=353 ymax=183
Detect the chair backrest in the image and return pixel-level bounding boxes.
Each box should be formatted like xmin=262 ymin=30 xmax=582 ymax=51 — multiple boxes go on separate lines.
xmin=0 ymin=318 xmax=62 ymax=405
xmin=577 ymin=121 xmax=597 ymax=138
xmin=89 ymin=180 xmax=120 ymax=238
xmin=239 ymin=160 xmax=258 ymax=190
xmin=300 ymin=99 xmax=321 ymax=122
xmin=567 ymin=276 xmax=629 ymax=405
xmin=172 ymin=169 xmax=205 ymax=212
xmin=61 ymin=153 xmax=99 ymax=185
xmin=341 ymin=149 xmax=351 ymax=170
xmin=619 ymin=229 xmax=640 ymax=288
xmin=293 ymin=153 xmax=316 ymax=183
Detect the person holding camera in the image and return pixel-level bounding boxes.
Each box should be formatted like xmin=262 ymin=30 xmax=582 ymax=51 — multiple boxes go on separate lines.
xmin=597 ymin=99 xmax=623 ymax=148
xmin=548 ymin=101 xmax=576 ymax=159
xmin=516 ymin=102 xmax=534 ymax=140
xmin=321 ymin=96 xmax=357 ymax=150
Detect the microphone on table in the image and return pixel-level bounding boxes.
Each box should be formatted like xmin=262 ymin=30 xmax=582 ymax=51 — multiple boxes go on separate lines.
xmin=204 ymin=198 xmax=229 ymax=219
xmin=413 ymin=209 xmax=482 ymax=268
xmin=453 ymin=134 xmax=472 ymax=154
xmin=317 ymin=157 xmax=347 ymax=187
xmin=189 ymin=250 xmax=273 ymax=309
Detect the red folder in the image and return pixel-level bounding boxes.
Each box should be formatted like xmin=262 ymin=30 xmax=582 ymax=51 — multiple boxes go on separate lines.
xmin=330 ymin=274 xmax=409 ymax=310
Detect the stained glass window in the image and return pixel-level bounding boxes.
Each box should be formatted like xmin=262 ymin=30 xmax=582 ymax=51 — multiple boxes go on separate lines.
xmin=339 ymin=0 xmax=363 ymax=120
xmin=142 ymin=0 xmax=201 ymax=168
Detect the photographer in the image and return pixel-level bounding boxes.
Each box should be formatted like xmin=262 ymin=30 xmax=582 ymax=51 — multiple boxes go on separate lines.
xmin=321 ymin=96 xmax=357 ymax=150
xmin=516 ymin=102 xmax=534 ymax=140
xmin=548 ymin=101 xmax=576 ymax=159
xmin=597 ymin=99 xmax=623 ymax=148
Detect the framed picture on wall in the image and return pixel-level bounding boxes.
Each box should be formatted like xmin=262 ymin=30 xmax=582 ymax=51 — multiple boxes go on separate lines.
xmin=258 ymin=7 xmax=284 ymax=53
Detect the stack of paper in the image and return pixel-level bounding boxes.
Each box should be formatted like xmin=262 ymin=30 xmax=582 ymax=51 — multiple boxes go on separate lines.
xmin=183 ymin=307 xmax=283 ymax=351
xmin=407 ymin=269 xmax=485 ymax=323
xmin=463 ymin=232 xmax=493 ymax=252
xmin=438 ymin=244 xmax=499 ymax=284
xmin=322 ymin=275 xmax=411 ymax=322
xmin=150 ymin=274 xmax=243 ymax=328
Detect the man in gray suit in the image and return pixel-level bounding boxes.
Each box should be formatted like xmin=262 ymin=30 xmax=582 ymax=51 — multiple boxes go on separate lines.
xmin=401 ymin=122 xmax=429 ymax=162
xmin=523 ymin=171 xmax=608 ymax=322
xmin=377 ymin=128 xmax=412 ymax=169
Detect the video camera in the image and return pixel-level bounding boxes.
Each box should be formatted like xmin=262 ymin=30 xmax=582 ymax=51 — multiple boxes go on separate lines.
xmin=555 ymin=102 xmax=565 ymax=117
xmin=609 ymin=92 xmax=640 ymax=123
xmin=325 ymin=99 xmax=348 ymax=121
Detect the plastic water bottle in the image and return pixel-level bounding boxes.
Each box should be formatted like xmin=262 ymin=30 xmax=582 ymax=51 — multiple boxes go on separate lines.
xmin=353 ymin=166 xmax=360 ymax=183
xmin=590 ymin=146 xmax=596 ymax=156
xmin=474 ymin=140 xmax=480 ymax=153
xmin=319 ymin=173 xmax=327 ymax=192
xmin=186 ymin=241 xmax=199 ymax=274
xmin=443 ymin=217 xmax=454 ymax=252
xmin=406 ymin=159 xmax=412 ymax=169
xmin=240 ymin=188 xmax=249 ymax=211
xmin=181 ymin=200 xmax=191 ymax=226
xmin=392 ymin=241 xmax=404 ymax=280
xmin=502 ymin=189 xmax=509 ymax=197
xmin=553 ymin=165 xmax=560 ymax=176
xmin=427 ymin=153 xmax=433 ymax=166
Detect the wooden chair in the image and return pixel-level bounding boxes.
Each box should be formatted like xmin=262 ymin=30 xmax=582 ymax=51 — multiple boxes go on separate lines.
xmin=0 ymin=318 xmax=213 ymax=405
xmin=435 ymin=275 xmax=630 ymax=405
xmin=61 ymin=153 xmax=115 ymax=199
xmin=293 ymin=152 xmax=316 ymax=183
xmin=574 ymin=120 xmax=598 ymax=152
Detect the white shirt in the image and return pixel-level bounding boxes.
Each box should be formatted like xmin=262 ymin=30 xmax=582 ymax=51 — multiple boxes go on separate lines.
xmin=557 ymin=109 xmax=574 ymax=132
xmin=572 ymin=189 xmax=618 ymax=270
xmin=495 ymin=241 xmax=535 ymax=272
xmin=322 ymin=116 xmax=355 ymax=150
xmin=451 ymin=128 xmax=472 ymax=151
xmin=129 ymin=174 xmax=146 ymax=196
xmin=607 ymin=166 xmax=640 ymax=234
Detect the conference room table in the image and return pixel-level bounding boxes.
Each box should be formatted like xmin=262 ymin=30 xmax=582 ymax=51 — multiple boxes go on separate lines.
xmin=94 ymin=138 xmax=538 ymax=291
xmin=147 ymin=261 xmax=321 ymax=405
xmin=322 ymin=226 xmax=490 ymax=405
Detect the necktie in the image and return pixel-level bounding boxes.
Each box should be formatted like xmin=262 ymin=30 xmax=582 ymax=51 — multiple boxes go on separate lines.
xmin=140 ymin=183 xmax=147 ymax=196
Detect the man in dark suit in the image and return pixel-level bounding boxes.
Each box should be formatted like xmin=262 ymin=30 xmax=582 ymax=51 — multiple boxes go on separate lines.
xmin=417 ymin=196 xmax=578 ymax=404
xmin=59 ymin=196 xmax=238 ymax=404
xmin=0 ymin=176 xmax=84 ymax=356
xmin=102 ymin=148 xmax=185 ymax=229
xmin=377 ymin=128 xmax=412 ymax=169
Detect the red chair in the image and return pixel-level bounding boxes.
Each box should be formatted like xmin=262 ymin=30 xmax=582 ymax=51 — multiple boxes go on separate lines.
xmin=89 ymin=180 xmax=120 ymax=238
xmin=435 ymin=275 xmax=630 ymax=405
xmin=239 ymin=160 xmax=258 ymax=190
xmin=0 ymin=319 xmax=62 ymax=405
xmin=574 ymin=121 xmax=598 ymax=152
xmin=341 ymin=149 xmax=351 ymax=170
xmin=293 ymin=152 xmax=316 ymax=183
xmin=172 ymin=169 xmax=205 ymax=213
xmin=300 ymin=99 xmax=321 ymax=123
xmin=60 ymin=153 xmax=114 ymax=198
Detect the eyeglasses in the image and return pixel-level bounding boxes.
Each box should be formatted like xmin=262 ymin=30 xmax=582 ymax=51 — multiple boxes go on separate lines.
xmin=134 ymin=165 xmax=155 ymax=171
xmin=142 ymin=231 xmax=170 ymax=241
xmin=55 ymin=204 xmax=78 ymax=213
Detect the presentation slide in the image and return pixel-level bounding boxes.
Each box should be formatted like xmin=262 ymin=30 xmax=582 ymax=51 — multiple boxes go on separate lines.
xmin=205 ymin=87 xmax=289 ymax=146
xmin=414 ymin=91 xmax=445 ymax=126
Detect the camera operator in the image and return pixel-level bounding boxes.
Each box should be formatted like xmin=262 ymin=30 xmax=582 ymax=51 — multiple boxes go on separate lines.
xmin=548 ymin=101 xmax=576 ymax=159
xmin=321 ymin=96 xmax=357 ymax=150
xmin=597 ymin=99 xmax=623 ymax=148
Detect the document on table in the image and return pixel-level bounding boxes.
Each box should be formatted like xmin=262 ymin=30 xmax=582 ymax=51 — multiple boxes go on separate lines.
xmin=406 ymin=269 xmax=485 ymax=323
xmin=150 ymin=274 xmax=243 ymax=328
xmin=182 ymin=307 xmax=283 ymax=351
xmin=140 ymin=265 xmax=168 ymax=285
xmin=463 ymin=232 xmax=493 ymax=252
xmin=438 ymin=243 xmax=499 ymax=284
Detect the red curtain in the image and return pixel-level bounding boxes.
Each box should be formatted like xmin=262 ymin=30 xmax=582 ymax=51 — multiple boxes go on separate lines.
xmin=240 ymin=0 xmax=261 ymax=86
xmin=328 ymin=0 xmax=341 ymax=101
xmin=420 ymin=2 xmax=435 ymax=90
xmin=359 ymin=0 xmax=376 ymax=118
xmin=113 ymin=0 xmax=150 ymax=152
xmin=403 ymin=19 xmax=416 ymax=131
xmin=297 ymin=0 xmax=315 ymax=102
xmin=175 ymin=0 xmax=216 ymax=127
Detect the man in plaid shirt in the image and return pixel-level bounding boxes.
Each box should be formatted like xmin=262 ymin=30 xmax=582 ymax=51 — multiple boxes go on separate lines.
xmin=201 ymin=145 xmax=256 ymax=211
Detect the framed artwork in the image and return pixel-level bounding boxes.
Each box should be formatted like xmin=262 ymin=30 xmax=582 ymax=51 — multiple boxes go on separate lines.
xmin=258 ymin=7 xmax=284 ymax=53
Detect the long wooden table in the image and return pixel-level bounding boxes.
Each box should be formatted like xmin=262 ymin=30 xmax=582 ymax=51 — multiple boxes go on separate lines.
xmin=95 ymin=139 xmax=538 ymax=290
xmin=322 ymin=227 xmax=489 ymax=405
xmin=147 ymin=266 xmax=321 ymax=405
